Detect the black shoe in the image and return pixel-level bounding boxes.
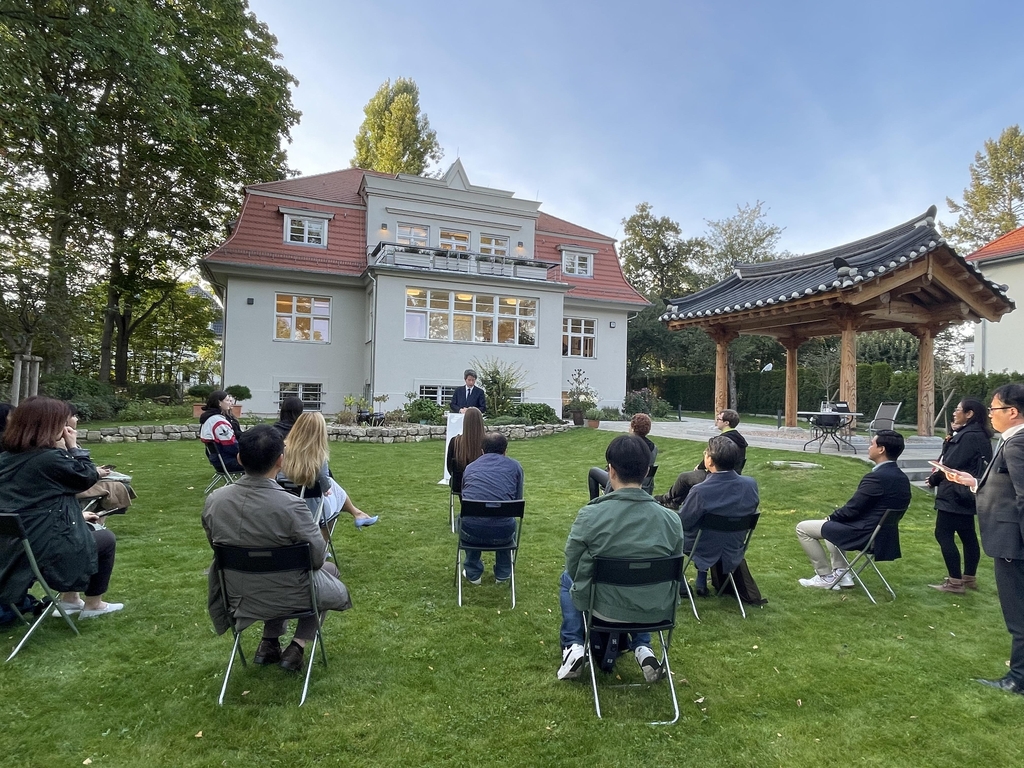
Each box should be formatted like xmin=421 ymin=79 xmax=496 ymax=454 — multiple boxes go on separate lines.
xmin=253 ymin=637 xmax=281 ymax=665
xmin=695 ymin=584 xmax=711 ymax=598
xmin=975 ymin=676 xmax=1024 ymax=695
xmin=279 ymin=641 xmax=304 ymax=672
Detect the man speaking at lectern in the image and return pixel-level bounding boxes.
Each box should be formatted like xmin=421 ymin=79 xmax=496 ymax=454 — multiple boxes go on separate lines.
xmin=451 ymin=369 xmax=487 ymax=414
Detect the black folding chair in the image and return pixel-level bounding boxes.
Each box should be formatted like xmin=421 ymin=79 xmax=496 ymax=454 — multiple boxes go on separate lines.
xmin=830 ymin=508 xmax=906 ymax=604
xmin=0 ymin=514 xmax=80 ymax=662
xmin=641 ymin=464 xmax=659 ymax=496
xmin=584 ymin=555 xmax=683 ymax=725
xmin=212 ymin=543 xmax=327 ymax=706
xmin=455 ymin=499 xmax=525 ymax=608
xmin=680 ymin=512 xmax=760 ymax=621
xmin=204 ymin=443 xmax=241 ymax=494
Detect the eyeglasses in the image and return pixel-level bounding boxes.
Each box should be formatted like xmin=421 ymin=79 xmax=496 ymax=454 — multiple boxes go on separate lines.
xmin=988 ymin=406 xmax=1014 ymax=413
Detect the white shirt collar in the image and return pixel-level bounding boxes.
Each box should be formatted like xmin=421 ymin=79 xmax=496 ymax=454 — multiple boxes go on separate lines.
xmin=1000 ymin=422 xmax=1024 ymax=440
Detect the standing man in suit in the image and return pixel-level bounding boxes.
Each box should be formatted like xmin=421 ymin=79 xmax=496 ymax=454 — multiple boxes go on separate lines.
xmin=450 ymin=369 xmax=487 ymax=414
xmin=795 ymin=430 xmax=911 ymax=589
xmin=946 ymin=383 xmax=1024 ymax=695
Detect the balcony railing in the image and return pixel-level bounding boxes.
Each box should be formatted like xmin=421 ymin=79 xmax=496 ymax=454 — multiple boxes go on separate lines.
xmin=367 ymin=241 xmax=552 ymax=281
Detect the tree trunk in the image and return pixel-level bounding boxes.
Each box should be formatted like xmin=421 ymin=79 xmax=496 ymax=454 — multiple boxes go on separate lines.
xmin=43 ymin=172 xmax=76 ymax=373
xmin=113 ymin=301 xmax=133 ymax=386
xmin=98 ymin=282 xmax=119 ymax=383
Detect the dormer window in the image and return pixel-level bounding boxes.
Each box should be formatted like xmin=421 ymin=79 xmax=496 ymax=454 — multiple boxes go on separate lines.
xmin=561 ymin=250 xmax=593 ymax=277
xmin=279 ymin=207 xmax=333 ymax=248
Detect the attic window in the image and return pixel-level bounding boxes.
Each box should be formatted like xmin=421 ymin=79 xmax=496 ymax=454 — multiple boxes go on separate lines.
xmin=284 ymin=214 xmax=328 ymax=247
xmin=562 ymin=251 xmax=593 ymax=277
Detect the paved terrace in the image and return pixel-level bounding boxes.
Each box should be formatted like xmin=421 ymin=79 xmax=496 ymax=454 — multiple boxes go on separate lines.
xmin=597 ymin=416 xmax=945 ymax=485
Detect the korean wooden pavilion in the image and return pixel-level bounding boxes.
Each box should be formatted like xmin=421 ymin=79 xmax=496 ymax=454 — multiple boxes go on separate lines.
xmin=660 ymin=206 xmax=1015 ymax=435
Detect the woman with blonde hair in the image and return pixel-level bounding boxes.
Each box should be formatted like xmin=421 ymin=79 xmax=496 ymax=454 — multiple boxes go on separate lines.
xmin=278 ymin=411 xmax=378 ymax=530
xmin=447 ymin=407 xmax=485 ymax=497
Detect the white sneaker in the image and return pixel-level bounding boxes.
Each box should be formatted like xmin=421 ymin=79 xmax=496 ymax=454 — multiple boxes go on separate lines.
xmin=461 ymin=570 xmax=482 ymax=586
xmin=53 ymin=600 xmax=85 ymax=616
xmin=798 ymin=573 xmax=839 ymax=589
xmin=834 ymin=570 xmax=855 ymax=588
xmin=634 ymin=645 xmax=665 ymax=682
xmin=557 ymin=643 xmax=587 ymax=680
xmin=79 ymin=602 xmax=124 ymax=619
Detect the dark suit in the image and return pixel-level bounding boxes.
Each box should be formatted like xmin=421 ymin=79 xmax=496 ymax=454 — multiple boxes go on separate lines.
xmin=976 ymin=432 xmax=1024 ymax=684
xmin=677 ymin=470 xmax=759 ymax=572
xmin=822 ymin=461 xmax=911 ymax=557
xmin=450 ymin=386 xmax=487 ymax=414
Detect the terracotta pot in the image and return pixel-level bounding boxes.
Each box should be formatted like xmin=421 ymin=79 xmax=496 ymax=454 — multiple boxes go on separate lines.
xmin=586 ymin=419 xmax=601 ymax=429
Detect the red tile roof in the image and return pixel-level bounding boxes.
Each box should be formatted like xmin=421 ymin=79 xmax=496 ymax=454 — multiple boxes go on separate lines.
xmin=967 ymin=225 xmax=1024 ymax=262
xmin=206 ymin=169 xmax=648 ymax=306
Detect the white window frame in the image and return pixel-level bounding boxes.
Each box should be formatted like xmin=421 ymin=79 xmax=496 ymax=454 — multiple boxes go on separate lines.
xmin=283 ymin=214 xmax=328 ymax=248
xmin=418 ymin=384 xmax=458 ymax=405
xmin=397 ymin=223 xmax=429 ymax=247
xmin=479 ymin=234 xmax=509 ymax=257
xmin=562 ymin=317 xmax=596 ymax=358
xmin=404 ymin=287 xmax=538 ymax=346
xmin=439 ymin=229 xmax=470 ymax=252
xmin=275 ymin=293 xmax=331 ymax=344
xmin=561 ymin=251 xmax=593 ymax=277
xmin=278 ymin=382 xmax=324 ymax=411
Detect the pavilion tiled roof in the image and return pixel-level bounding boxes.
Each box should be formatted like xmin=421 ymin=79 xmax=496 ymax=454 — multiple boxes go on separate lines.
xmin=967 ymin=224 xmax=1024 ymax=262
xmin=660 ymin=206 xmax=1014 ymax=323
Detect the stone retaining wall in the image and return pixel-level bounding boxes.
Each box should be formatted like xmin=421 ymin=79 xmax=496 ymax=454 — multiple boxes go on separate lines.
xmin=77 ymin=422 xmax=572 ymax=444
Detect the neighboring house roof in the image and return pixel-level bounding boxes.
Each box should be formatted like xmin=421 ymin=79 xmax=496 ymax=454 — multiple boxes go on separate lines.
xmin=966 ymin=224 xmax=1024 ymax=263
xmin=203 ymin=168 xmax=648 ymax=306
xmin=661 ymin=206 xmax=1014 ymax=327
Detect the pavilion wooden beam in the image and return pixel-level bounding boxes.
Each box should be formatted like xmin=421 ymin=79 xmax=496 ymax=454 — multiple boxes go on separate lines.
xmin=912 ymin=325 xmax=936 ymax=437
xmin=836 ymin=310 xmax=859 ymax=419
xmin=708 ymin=325 xmax=738 ymax=414
xmin=781 ymin=336 xmax=805 ymax=427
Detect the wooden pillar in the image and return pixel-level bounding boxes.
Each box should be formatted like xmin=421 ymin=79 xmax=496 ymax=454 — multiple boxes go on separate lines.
xmin=914 ymin=326 xmax=935 ymax=437
xmin=781 ymin=337 xmax=804 ymax=427
xmin=708 ymin=326 xmax=738 ymax=414
xmin=837 ymin=311 xmax=858 ymax=421
xmin=10 ymin=354 xmax=23 ymax=406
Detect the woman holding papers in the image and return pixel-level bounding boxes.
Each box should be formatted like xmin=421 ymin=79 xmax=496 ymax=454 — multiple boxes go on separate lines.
xmin=926 ymin=398 xmax=992 ymax=593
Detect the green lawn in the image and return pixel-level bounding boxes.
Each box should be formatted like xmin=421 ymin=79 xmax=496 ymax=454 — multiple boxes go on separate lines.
xmin=1 ymin=431 xmax=1019 ymax=767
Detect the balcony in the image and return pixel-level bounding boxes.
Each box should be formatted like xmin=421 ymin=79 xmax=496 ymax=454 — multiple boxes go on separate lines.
xmin=367 ymin=241 xmax=552 ymax=281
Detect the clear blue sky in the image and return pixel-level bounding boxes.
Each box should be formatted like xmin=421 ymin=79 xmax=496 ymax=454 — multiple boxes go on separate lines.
xmin=246 ymin=0 xmax=1024 ymax=255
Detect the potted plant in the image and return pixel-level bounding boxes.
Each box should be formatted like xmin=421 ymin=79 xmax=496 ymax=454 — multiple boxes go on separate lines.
xmin=224 ymin=385 xmax=251 ymax=418
xmin=585 ymin=408 xmax=602 ymax=428
xmin=565 ymin=369 xmax=598 ymax=426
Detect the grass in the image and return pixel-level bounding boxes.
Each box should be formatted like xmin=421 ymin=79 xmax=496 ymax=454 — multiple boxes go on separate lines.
xmin=1 ymin=430 xmax=1020 ymax=767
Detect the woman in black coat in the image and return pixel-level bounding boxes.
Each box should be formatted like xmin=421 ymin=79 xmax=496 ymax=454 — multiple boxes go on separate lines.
xmin=926 ymin=398 xmax=993 ymax=593
xmin=0 ymin=397 xmax=123 ymax=618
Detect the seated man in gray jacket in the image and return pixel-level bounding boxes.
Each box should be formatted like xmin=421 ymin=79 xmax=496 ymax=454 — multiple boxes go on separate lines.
xmin=203 ymin=425 xmax=351 ymax=673
xmin=677 ymin=435 xmax=759 ymax=597
xmin=558 ymin=434 xmax=684 ymax=682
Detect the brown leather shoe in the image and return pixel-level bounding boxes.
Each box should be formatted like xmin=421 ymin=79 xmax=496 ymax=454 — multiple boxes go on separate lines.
xmin=963 ymin=575 xmax=979 ymax=590
xmin=279 ymin=641 xmax=304 ymax=672
xmin=929 ymin=577 xmax=966 ymax=594
xmin=254 ymin=637 xmax=281 ymax=665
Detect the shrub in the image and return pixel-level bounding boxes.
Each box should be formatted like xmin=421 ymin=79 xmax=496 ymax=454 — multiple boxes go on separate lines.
xmin=599 ymin=407 xmax=622 ymax=421
xmin=71 ymin=396 xmax=115 ymax=422
xmin=510 ymin=402 xmax=560 ymax=425
xmin=129 ymin=382 xmax=180 ymax=402
xmin=564 ymin=369 xmax=598 ymax=412
xmin=622 ymin=388 xmax=670 ymax=418
xmin=485 ymin=416 xmax=521 ymax=426
xmin=42 ymin=373 xmax=112 ymax=401
xmin=188 ymin=384 xmax=215 ymax=400
xmin=471 ymin=356 xmax=529 ymax=417
xmin=115 ymin=401 xmax=194 ymax=423
xmin=225 ymin=384 xmax=252 ymax=402
xmin=405 ymin=398 xmax=445 ymax=425
xmin=584 ymin=408 xmax=601 ymax=420
xmin=334 ymin=410 xmax=356 ymax=426
xmin=383 ymin=408 xmax=409 ymax=426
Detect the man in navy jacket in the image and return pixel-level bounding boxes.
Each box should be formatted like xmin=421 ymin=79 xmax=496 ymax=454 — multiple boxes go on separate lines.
xmin=795 ymin=430 xmax=911 ymax=589
xmin=450 ymin=369 xmax=487 ymax=414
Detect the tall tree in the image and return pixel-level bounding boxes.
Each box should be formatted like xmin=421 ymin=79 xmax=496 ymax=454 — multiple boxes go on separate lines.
xmin=352 ymin=78 xmax=443 ymax=175
xmin=944 ymin=125 xmax=1024 ymax=253
xmin=620 ymin=202 xmax=706 ymax=301
xmin=0 ymin=0 xmax=298 ymax=382
xmin=696 ymin=201 xmax=786 ymax=288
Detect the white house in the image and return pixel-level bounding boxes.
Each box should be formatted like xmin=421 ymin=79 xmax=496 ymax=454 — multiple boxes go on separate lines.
xmin=967 ymin=225 xmax=1024 ymax=373
xmin=200 ymin=161 xmax=648 ymax=416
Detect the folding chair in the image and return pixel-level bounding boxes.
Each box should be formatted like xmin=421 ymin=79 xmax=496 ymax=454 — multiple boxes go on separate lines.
xmin=584 ymin=555 xmax=683 ymax=725
xmin=868 ymin=402 xmax=902 ymax=437
xmin=830 ymin=508 xmax=906 ymax=604
xmin=204 ymin=443 xmax=241 ymax=494
xmin=641 ymin=464 xmax=659 ymax=496
xmin=455 ymin=499 xmax=525 ymax=608
xmin=448 ymin=487 xmax=457 ymax=534
xmin=299 ymin=486 xmax=338 ymax=564
xmin=680 ymin=512 xmax=760 ymax=621
xmin=0 ymin=514 xmax=80 ymax=662
xmin=213 ymin=542 xmax=327 ymax=706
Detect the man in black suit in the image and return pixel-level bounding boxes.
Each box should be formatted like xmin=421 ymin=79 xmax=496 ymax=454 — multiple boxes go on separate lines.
xmin=655 ymin=408 xmax=747 ymax=510
xmin=946 ymin=383 xmax=1024 ymax=695
xmin=450 ymin=369 xmax=487 ymax=414
xmin=795 ymin=430 xmax=911 ymax=589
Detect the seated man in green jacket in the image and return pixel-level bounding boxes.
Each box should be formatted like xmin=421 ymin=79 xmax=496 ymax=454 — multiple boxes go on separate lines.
xmin=557 ymin=434 xmax=685 ymax=682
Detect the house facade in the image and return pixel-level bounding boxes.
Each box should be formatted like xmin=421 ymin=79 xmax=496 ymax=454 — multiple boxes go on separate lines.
xmin=967 ymin=226 xmax=1024 ymax=373
xmin=201 ymin=161 xmax=648 ymax=416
